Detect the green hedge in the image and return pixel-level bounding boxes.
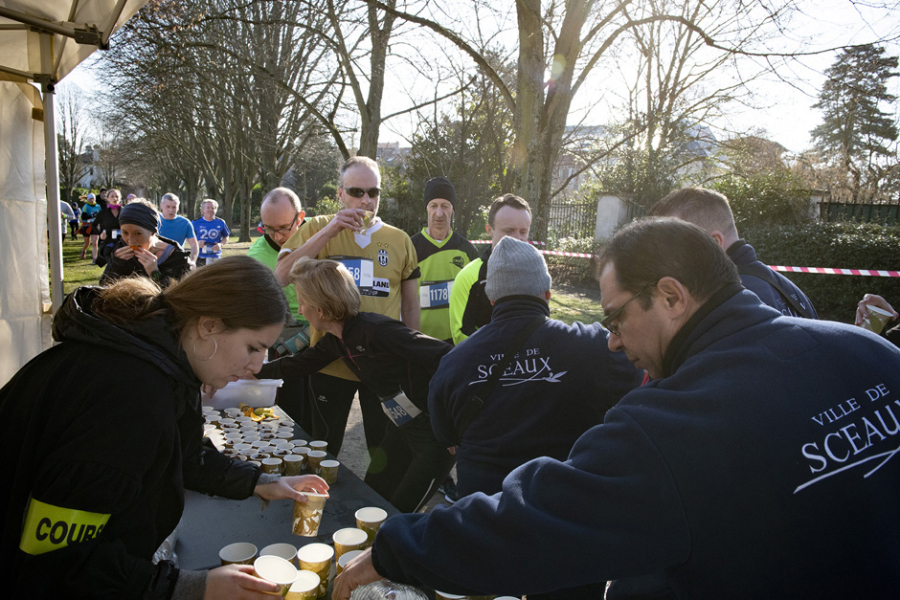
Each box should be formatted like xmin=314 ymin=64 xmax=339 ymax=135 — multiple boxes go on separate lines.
xmin=741 ymin=221 xmax=900 ymax=323
xmin=545 ymin=237 xmax=604 ymax=289
xmin=544 ymin=221 xmax=900 ymax=324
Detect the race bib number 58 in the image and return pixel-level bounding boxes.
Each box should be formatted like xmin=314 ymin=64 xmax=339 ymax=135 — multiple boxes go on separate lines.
xmin=19 ymin=497 xmax=110 ymax=555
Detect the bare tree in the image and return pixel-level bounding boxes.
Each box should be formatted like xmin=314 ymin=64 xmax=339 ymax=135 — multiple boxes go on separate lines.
xmin=56 ymin=85 xmax=92 ymax=201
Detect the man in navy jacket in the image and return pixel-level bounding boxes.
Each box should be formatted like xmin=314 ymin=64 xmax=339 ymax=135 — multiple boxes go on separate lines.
xmin=335 ymin=218 xmax=900 ymax=599
xmin=650 ymin=186 xmax=818 ymax=318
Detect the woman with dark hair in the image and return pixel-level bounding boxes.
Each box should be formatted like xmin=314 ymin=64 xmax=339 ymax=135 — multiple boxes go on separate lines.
xmin=252 ymin=257 xmax=454 ymax=513
xmin=99 ymin=199 xmax=193 ymax=288
xmin=0 ymin=256 xmax=328 ymax=599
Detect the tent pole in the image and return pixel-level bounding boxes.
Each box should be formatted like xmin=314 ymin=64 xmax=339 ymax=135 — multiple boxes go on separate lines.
xmin=43 ymin=87 xmax=64 ymax=314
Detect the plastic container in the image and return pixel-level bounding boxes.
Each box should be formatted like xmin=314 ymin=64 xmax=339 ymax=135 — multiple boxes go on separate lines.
xmin=350 ymin=580 xmax=428 ymax=599
xmin=201 ymin=379 xmax=284 ymax=409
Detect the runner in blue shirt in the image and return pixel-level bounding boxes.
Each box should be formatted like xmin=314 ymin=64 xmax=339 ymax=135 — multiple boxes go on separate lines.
xmin=158 ymin=193 xmax=198 ymax=262
xmin=192 ymin=199 xmax=230 ymax=265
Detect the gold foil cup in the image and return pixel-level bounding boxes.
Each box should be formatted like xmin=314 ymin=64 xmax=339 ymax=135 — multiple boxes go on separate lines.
xmin=253 ymin=555 xmax=298 ymax=597
xmin=283 ymin=455 xmax=305 ymax=476
xmin=354 ymin=507 xmax=387 ymax=548
xmin=286 ymin=570 xmax=322 ymax=599
xmin=292 ymin=492 xmax=328 ymax=537
xmin=219 ymin=541 xmax=257 ymax=565
xmin=306 ymin=450 xmax=327 ymax=474
xmin=332 ymin=527 xmax=368 ymax=561
xmin=296 ymin=542 xmax=334 ymax=598
xmin=336 ymin=549 xmax=363 ymax=576
xmin=318 ymin=459 xmax=339 ymax=485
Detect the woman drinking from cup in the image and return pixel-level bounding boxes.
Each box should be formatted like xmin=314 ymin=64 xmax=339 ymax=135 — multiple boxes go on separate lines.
xmin=99 ymin=199 xmax=193 ymax=287
xmin=253 ymin=257 xmax=454 ymax=513
xmin=0 ymin=256 xmax=329 ymax=599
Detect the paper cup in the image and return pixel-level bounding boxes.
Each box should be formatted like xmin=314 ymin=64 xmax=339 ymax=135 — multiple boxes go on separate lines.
xmin=219 ymin=541 xmax=258 ymax=565
xmin=260 ymin=542 xmax=299 ymax=564
xmin=306 ymin=450 xmax=327 ymax=474
xmin=286 ymin=570 xmax=322 ymax=599
xmin=434 ymin=593 xmax=466 ymax=600
xmin=336 ymin=549 xmax=363 ymax=576
xmin=332 ymin=527 xmax=368 ymax=561
xmin=355 ymin=507 xmax=388 ymax=547
xmin=292 ymin=492 xmax=328 ymax=537
xmin=283 ymin=455 xmax=305 ymax=476
xmin=318 ymin=459 xmax=340 ymax=484
xmin=262 ymin=457 xmax=284 ymax=475
xmin=863 ymin=304 xmax=894 ymax=335
xmin=290 ymin=439 xmax=308 ymax=448
xmin=254 ymin=555 xmax=298 ymax=596
xmin=308 ymin=440 xmax=328 ymax=453
xmin=296 ymin=543 xmax=334 ymax=597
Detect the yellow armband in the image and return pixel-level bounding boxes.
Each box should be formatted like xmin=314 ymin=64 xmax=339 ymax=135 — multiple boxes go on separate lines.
xmin=19 ymin=497 xmax=111 ymax=555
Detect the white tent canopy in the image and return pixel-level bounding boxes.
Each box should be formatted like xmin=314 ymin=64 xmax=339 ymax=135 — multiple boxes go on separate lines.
xmin=0 ymin=0 xmax=147 ymax=386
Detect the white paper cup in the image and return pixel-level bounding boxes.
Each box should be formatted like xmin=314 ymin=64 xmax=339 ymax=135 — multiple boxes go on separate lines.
xmin=336 ymin=549 xmax=364 ymax=575
xmin=332 ymin=527 xmax=368 ymax=560
xmin=260 ymin=542 xmax=299 ymax=564
xmin=219 ymin=541 xmax=258 ymax=565
xmin=290 ymin=439 xmax=308 ymax=448
xmin=434 ymin=592 xmax=466 ymax=600
xmin=254 ymin=555 xmax=298 ymax=596
xmin=296 ymin=543 xmax=334 ymax=597
xmin=286 ymin=570 xmax=322 ymax=599
xmin=355 ymin=507 xmax=388 ymax=547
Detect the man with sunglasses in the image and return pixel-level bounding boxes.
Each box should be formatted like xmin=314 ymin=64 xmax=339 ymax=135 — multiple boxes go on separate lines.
xmin=275 ymin=156 xmax=420 ymax=461
xmin=335 ymin=217 xmax=900 ymax=599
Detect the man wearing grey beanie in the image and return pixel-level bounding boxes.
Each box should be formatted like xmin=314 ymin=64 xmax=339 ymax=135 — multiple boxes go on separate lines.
xmin=425 ymin=235 xmax=643 ymax=599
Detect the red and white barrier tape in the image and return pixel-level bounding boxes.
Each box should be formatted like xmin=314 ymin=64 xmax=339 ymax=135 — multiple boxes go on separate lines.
xmin=471 ymin=239 xmax=545 ymax=246
xmin=468 ymin=240 xmax=899 ymax=276
xmin=770 ymin=266 xmax=900 ymax=278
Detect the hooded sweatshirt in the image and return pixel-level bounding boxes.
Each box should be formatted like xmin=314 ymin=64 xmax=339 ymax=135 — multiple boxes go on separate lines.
xmin=0 ymin=287 xmax=260 ymax=599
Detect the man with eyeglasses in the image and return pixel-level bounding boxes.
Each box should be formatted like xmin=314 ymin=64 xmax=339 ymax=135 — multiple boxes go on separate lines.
xmin=157 ymin=193 xmax=198 ymax=262
xmin=275 ymin=156 xmax=420 ymax=461
xmin=335 ymin=217 xmax=900 ymax=599
xmin=249 ymin=187 xmax=310 ymax=426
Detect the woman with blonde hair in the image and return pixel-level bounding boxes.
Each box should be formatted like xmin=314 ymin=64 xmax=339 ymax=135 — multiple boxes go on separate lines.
xmin=254 ymin=257 xmax=455 ymax=513
xmin=0 ymin=256 xmax=328 ymax=599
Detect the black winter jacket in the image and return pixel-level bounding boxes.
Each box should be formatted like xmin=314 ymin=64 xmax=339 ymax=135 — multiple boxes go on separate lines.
xmin=0 ymin=287 xmax=260 ymax=599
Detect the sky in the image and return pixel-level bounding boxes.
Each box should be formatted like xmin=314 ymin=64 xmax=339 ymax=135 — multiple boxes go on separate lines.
xmin=61 ymin=0 xmax=900 ymax=156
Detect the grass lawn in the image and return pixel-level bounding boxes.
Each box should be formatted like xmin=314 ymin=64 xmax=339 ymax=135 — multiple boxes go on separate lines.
xmin=61 ymin=231 xmax=606 ymax=324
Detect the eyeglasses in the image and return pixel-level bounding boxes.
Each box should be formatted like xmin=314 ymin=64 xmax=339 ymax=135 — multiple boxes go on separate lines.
xmin=601 ymin=280 xmax=658 ymax=336
xmin=343 ymin=187 xmax=380 ymax=199
xmin=262 ymin=212 xmax=299 ymax=237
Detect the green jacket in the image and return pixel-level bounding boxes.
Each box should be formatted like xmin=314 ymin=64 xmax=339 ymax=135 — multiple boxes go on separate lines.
xmin=411 ymin=228 xmax=479 ymax=343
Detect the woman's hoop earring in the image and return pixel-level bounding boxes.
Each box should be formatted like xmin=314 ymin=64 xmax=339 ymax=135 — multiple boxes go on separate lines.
xmin=192 ymin=337 xmax=218 ymax=361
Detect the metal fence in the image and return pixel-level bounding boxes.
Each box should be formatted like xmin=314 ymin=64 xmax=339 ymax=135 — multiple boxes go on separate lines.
xmin=548 ymin=201 xmax=597 ymax=239
xmin=819 ymin=202 xmax=900 ymax=225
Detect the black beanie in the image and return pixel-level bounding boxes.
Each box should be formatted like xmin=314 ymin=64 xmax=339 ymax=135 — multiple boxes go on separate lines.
xmin=119 ymin=202 xmax=161 ymax=234
xmin=423 ymin=176 xmax=456 ymax=208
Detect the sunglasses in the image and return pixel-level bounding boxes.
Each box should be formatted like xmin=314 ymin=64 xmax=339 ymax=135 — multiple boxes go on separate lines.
xmin=343 ymin=187 xmax=380 ymax=199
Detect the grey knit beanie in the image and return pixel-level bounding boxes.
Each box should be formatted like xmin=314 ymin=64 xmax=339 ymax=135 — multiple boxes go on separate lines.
xmin=486 ymin=236 xmax=551 ymax=302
